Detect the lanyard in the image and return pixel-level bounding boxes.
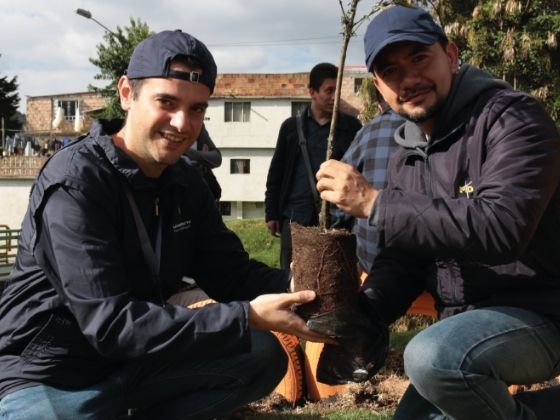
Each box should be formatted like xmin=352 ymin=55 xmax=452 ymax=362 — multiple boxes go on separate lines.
xmin=120 ymin=177 xmax=164 ymax=302
xmin=296 ymin=110 xmax=321 ymax=213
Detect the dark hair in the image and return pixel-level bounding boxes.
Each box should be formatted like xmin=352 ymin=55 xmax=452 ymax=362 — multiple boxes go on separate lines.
xmin=308 ymin=63 xmax=338 ymax=91
xmin=437 ymin=38 xmax=449 ymax=50
xmin=128 ymin=55 xmax=204 ymax=99
xmin=129 ymin=79 xmax=145 ymax=100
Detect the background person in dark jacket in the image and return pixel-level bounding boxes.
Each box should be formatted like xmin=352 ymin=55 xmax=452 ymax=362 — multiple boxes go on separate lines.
xmin=0 ymin=30 xmax=329 ymax=420
xmin=185 ymin=124 xmax=223 ymax=202
xmin=317 ymin=6 xmax=560 ymax=419
xmin=264 ymin=62 xmax=362 ymax=269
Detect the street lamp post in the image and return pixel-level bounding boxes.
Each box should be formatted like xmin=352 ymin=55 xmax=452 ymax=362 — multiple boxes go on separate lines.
xmin=75 ymin=8 xmax=115 ymax=35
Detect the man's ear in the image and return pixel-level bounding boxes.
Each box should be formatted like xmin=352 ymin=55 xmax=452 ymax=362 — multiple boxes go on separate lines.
xmin=117 ymin=76 xmax=133 ymax=111
xmin=372 ymin=74 xmax=380 ymax=91
xmin=446 ymin=42 xmax=460 ymax=73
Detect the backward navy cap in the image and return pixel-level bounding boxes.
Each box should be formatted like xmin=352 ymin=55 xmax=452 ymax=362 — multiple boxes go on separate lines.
xmin=126 ymin=30 xmax=217 ymax=93
xmin=364 ymin=6 xmax=447 ymax=72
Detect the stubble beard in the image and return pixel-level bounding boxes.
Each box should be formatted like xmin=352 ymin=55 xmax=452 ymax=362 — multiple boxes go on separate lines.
xmin=398 ymin=97 xmax=446 ymax=123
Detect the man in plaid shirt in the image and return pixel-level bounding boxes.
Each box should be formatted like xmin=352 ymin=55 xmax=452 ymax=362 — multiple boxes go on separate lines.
xmin=332 ymin=107 xmax=404 ymax=273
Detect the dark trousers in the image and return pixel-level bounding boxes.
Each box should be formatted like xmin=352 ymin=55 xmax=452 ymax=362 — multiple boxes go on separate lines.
xmin=280 ymin=219 xmax=292 ymax=270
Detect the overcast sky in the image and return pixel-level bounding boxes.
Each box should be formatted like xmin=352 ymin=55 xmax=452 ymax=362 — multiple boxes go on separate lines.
xmin=1 ymin=0 xmax=378 ymax=113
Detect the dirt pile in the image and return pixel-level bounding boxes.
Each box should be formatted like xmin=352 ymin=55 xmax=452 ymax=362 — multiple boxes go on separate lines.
xmin=245 ymin=347 xmax=409 ymax=417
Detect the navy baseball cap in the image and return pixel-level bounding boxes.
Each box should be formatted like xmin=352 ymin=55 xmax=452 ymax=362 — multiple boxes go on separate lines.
xmin=126 ymin=30 xmax=217 ymax=93
xmin=364 ymin=6 xmax=447 ymax=71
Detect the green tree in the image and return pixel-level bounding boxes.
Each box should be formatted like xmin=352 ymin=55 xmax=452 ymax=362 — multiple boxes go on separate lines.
xmin=0 ymin=74 xmax=22 ymax=131
xmin=420 ymin=0 xmax=560 ymax=122
xmin=379 ymin=1 xmax=560 ymax=122
xmin=359 ymin=77 xmax=380 ymax=122
xmin=89 ymin=17 xmax=153 ymax=118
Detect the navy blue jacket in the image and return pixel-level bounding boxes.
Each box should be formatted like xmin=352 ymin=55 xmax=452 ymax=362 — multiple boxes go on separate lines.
xmin=361 ymin=66 xmax=560 ymax=324
xmin=0 ymin=120 xmax=289 ymax=398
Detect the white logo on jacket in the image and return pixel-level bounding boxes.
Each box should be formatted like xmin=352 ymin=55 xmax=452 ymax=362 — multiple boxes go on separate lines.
xmin=459 ymin=181 xmax=475 ymax=198
xmin=173 ymin=220 xmax=192 ymax=232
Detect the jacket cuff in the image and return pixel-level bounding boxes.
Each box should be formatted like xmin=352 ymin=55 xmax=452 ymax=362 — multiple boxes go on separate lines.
xmin=367 ymin=189 xmax=383 ymax=228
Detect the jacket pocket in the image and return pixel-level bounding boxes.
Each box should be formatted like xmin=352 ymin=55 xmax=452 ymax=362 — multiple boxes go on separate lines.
xmin=20 ymin=313 xmax=62 ymax=363
xmin=20 ymin=312 xmax=113 ymax=388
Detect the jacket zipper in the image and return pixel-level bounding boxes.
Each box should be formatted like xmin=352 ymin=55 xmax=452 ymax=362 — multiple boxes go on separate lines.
xmin=424 ymin=151 xmax=433 ymax=198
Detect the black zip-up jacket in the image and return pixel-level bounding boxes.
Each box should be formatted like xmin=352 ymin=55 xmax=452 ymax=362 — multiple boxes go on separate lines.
xmin=0 ymin=120 xmax=289 ymax=398
xmin=265 ymin=107 xmax=362 ymax=223
xmin=361 ymin=65 xmax=560 ymax=324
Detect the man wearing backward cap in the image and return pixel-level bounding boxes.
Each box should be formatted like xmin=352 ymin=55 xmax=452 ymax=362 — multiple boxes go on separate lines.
xmin=0 ymin=30 xmax=330 ymax=419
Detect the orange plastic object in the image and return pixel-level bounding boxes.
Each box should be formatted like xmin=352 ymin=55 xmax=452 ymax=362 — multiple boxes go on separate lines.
xmin=304 ymin=341 xmax=347 ymax=401
xmin=271 ymin=332 xmax=305 ymax=406
xmin=407 ymin=292 xmax=437 ymax=317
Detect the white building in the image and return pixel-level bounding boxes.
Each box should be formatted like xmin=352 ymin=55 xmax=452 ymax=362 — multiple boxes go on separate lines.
xmin=205 ymin=68 xmax=367 ymax=219
xmin=2 ymin=68 xmax=368 ymax=228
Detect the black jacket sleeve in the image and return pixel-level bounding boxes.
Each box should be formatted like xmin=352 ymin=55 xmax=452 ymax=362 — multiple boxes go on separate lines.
xmin=265 ymin=118 xmax=293 ymax=222
xmin=360 ymin=248 xmax=431 ymax=325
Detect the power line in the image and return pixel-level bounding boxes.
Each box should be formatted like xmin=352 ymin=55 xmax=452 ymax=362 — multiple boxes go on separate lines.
xmin=207 ymin=34 xmax=365 ymax=48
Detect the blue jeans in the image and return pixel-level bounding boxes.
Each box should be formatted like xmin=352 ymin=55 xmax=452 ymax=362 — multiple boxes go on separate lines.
xmin=0 ymin=330 xmax=287 ymax=420
xmin=394 ymin=307 xmax=560 ymax=420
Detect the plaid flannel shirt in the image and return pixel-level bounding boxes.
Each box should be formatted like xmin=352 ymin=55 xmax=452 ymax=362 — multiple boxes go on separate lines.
xmin=332 ymin=109 xmax=405 ymax=272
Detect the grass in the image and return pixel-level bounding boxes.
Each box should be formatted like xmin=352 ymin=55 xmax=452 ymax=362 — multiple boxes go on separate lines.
xmin=225 ymin=218 xmax=280 ymax=268
xmin=390 ymin=327 xmax=424 ymax=352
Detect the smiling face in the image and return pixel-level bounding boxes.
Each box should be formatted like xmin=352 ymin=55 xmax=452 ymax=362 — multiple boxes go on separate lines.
xmin=115 ymin=61 xmax=210 ymax=178
xmin=373 ymin=41 xmax=458 ymax=134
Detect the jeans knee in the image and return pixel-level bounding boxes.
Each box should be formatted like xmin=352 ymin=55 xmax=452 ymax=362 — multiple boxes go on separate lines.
xmin=403 ymin=329 xmax=457 ymax=392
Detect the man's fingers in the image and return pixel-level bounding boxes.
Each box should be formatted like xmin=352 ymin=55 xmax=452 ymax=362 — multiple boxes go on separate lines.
xmin=317 ymin=159 xmax=347 ymax=179
xmin=282 ymin=290 xmax=316 ymax=306
xmin=316 ymin=176 xmax=335 ymax=193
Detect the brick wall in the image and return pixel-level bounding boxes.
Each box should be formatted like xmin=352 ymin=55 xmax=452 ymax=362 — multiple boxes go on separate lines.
xmin=215 ymin=73 xmax=309 ymax=97
xmin=25 ymin=92 xmax=107 ymax=135
xmin=213 ymin=70 xmax=367 ymax=117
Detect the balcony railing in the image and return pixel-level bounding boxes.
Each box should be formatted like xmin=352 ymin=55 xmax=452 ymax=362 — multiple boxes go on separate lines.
xmin=0 ymin=156 xmax=48 ymax=179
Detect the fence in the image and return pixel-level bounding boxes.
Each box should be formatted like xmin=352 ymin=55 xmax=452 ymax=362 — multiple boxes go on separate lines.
xmin=0 ymin=226 xmax=20 ymax=282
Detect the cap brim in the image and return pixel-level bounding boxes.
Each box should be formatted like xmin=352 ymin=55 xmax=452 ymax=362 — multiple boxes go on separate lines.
xmin=366 ymin=33 xmax=440 ymax=71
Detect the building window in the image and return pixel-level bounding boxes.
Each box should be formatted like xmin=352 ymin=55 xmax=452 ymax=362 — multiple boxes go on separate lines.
xmin=219 ymin=202 xmax=231 ymax=216
xmin=230 ymin=159 xmax=250 ymax=174
xmin=291 ymin=101 xmax=311 ymax=117
xmin=224 ymin=102 xmax=251 ymax=122
xmin=354 ymin=78 xmax=365 ymax=95
xmin=54 ymin=100 xmax=78 ymax=121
